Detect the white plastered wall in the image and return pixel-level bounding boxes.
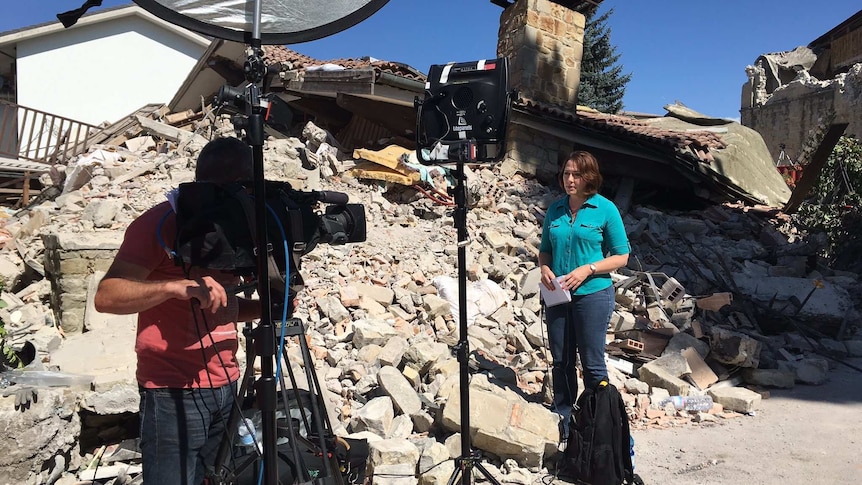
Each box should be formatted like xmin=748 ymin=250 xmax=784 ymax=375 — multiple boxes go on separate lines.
xmin=16 ymin=15 xmax=207 ymax=126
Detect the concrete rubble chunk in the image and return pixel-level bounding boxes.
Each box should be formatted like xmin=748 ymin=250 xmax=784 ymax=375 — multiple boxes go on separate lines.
xmin=637 ymin=355 xmax=692 ymax=397
xmin=352 ymin=396 xmax=394 ymax=438
xmin=377 ymin=366 xmax=422 ymax=416
xmin=709 ymin=327 xmax=762 ymax=368
xmin=368 ymin=438 xmax=420 ymax=485
xmin=741 ymin=368 xmax=796 ymax=388
xmin=352 ymin=282 xmax=395 ymax=306
xmin=352 ymin=320 xmax=400 ymax=347
xmin=418 ymin=441 xmax=454 ymax=485
xmin=708 ymin=386 xmax=762 ymax=414
xmin=378 ymin=336 xmax=409 ymax=367
xmin=843 ymin=339 xmax=862 ymax=357
xmin=780 ymin=356 xmax=831 ymax=385
xmin=819 ymin=338 xmax=849 ymax=358
xmin=664 ymin=332 xmax=710 ymax=358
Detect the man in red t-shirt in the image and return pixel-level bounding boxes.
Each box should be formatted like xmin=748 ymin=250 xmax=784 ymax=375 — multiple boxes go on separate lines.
xmin=95 ymin=137 xmax=260 ymax=485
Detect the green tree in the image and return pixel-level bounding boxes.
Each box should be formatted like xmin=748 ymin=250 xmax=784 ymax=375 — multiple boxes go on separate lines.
xmin=576 ymin=5 xmax=631 ymax=113
xmin=795 ymin=136 xmax=862 ymax=272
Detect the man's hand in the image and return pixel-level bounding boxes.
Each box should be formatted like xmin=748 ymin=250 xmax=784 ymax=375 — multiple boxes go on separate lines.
xmin=182 ymin=276 xmax=229 ymax=314
xmin=3 ymin=386 xmax=37 ymax=411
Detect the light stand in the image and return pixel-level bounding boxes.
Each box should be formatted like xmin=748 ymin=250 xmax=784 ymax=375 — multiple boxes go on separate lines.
xmin=246 ymin=50 xmax=281 ymax=485
xmin=216 ymin=47 xmax=299 ymax=485
xmin=229 ymin=5 xmax=279 ymax=484
xmin=443 ymin=141 xmax=502 ymax=485
xmin=413 ymin=57 xmax=512 ymax=485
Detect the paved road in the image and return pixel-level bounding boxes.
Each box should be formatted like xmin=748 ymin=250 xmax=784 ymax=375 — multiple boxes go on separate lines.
xmin=631 ymin=357 xmax=862 ymax=485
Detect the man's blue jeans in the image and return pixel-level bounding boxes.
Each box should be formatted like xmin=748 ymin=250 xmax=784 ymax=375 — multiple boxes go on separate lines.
xmin=545 ymin=285 xmax=614 ymax=434
xmin=139 ymin=383 xmax=236 ymax=485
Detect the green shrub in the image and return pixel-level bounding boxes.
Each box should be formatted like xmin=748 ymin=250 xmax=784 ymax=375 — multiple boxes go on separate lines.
xmin=794 ymin=136 xmax=862 ymax=272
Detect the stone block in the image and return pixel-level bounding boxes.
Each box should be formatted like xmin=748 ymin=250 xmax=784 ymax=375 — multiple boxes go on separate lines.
xmin=793 ymin=357 xmax=830 ymax=385
xmin=664 ymin=332 xmax=710 ymax=358
xmin=611 ymin=310 xmax=637 ymax=332
xmin=708 ymin=386 xmax=761 ymax=414
xmin=378 ymin=366 xmax=422 ymax=416
xmin=844 ymin=339 xmax=862 ymax=357
xmin=741 ymin=368 xmax=795 ymax=388
xmin=59 ymin=308 xmax=85 ymax=334
xmin=637 ymin=362 xmax=691 ymax=397
xmin=519 ymin=267 xmax=541 ymax=298
xmin=644 ymin=351 xmax=691 ymax=377
xmin=441 ymin=385 xmax=508 ymax=434
xmin=783 ymin=333 xmax=815 ymax=352
xmin=59 ymin=258 xmax=91 ymax=274
xmin=352 ymin=282 xmax=394 ymax=306
xmin=819 ymin=338 xmax=849 ymax=358
xmin=709 ymin=327 xmax=761 ymax=367
xmin=82 ymin=383 xmax=139 ymax=414
xmin=707 ymin=387 xmax=763 ymax=414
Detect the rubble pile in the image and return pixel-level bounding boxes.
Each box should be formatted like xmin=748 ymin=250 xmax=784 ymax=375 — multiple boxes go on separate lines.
xmin=0 ymin=108 xmax=860 ymax=485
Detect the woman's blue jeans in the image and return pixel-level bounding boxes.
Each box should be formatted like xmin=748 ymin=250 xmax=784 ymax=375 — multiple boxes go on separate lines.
xmin=545 ymin=285 xmax=614 ymax=434
xmin=139 ymin=383 xmax=236 ymax=485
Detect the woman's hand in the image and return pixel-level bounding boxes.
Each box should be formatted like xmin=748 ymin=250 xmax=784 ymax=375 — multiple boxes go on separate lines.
xmin=558 ymin=265 xmax=592 ymax=291
xmin=540 ymin=265 xmax=557 ymax=290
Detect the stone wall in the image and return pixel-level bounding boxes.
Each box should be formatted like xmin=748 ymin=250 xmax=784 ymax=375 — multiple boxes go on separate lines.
xmin=497 ymin=0 xmax=586 ymax=181
xmin=741 ymin=62 xmax=862 ymax=163
xmin=501 ymin=123 xmax=573 ymax=183
xmin=42 ymin=232 xmax=122 ymax=334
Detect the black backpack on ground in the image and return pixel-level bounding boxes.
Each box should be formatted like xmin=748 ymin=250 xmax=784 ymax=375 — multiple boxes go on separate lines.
xmin=558 ymin=381 xmax=642 ymax=485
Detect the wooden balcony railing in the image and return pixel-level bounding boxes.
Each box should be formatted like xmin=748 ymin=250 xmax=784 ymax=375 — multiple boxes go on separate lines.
xmin=0 ymin=99 xmax=99 ymax=164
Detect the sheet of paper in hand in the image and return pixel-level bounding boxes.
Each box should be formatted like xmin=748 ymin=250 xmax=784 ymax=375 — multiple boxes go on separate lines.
xmin=540 ymin=276 xmax=572 ymax=307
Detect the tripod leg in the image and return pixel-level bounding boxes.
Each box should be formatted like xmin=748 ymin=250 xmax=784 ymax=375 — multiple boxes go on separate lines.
xmin=275 ymin=318 xmax=344 ymax=485
xmin=445 ymin=463 xmax=463 ymax=485
xmin=213 ymin=324 xmax=260 ymax=480
xmin=472 ymin=461 xmax=502 ymax=485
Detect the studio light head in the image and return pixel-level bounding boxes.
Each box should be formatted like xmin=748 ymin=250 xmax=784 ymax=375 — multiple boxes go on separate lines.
xmin=415 ymin=58 xmax=512 ymax=165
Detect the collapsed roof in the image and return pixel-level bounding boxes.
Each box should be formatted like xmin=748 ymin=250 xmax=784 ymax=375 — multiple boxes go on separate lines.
xmin=170 ymin=41 xmax=791 ymax=208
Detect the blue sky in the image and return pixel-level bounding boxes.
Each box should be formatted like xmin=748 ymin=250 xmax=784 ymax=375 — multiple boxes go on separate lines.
xmin=3 ymin=1 xmax=860 ymax=119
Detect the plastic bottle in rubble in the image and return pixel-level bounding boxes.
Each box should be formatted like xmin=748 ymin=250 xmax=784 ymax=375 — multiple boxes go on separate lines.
xmin=236 ymin=417 xmax=260 ymax=452
xmin=661 ymin=395 xmax=714 ymax=412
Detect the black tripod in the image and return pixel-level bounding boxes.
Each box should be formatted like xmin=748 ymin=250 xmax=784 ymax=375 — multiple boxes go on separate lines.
xmin=209 ymin=29 xmax=336 ymax=485
xmin=443 ymin=141 xmax=502 ymax=485
xmin=212 ymin=315 xmax=344 ymax=485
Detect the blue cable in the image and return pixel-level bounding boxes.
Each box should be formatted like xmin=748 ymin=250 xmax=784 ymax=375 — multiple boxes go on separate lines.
xmin=250 ymin=201 xmax=291 ymax=485
xmin=265 ymin=202 xmax=292 ymax=384
xmin=156 ymin=209 xmax=177 ymax=258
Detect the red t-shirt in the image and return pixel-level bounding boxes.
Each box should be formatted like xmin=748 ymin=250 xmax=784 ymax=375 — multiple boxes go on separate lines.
xmin=116 ymin=201 xmax=240 ymax=389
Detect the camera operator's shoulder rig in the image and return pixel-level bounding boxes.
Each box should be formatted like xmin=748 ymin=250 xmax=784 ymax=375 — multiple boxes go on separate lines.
xmin=171 ymin=180 xmax=366 ymax=304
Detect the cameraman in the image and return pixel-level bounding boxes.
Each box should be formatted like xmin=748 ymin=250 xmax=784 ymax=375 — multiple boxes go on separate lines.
xmin=95 ymin=137 xmax=260 ymax=485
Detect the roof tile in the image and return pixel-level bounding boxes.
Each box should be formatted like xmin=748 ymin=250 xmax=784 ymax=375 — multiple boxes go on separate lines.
xmin=263 ymin=45 xmax=426 ymax=81
xmin=515 ymin=96 xmax=726 ymax=162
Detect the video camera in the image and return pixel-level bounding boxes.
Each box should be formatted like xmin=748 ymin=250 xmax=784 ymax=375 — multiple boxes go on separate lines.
xmin=172 ymin=179 xmax=366 ymax=308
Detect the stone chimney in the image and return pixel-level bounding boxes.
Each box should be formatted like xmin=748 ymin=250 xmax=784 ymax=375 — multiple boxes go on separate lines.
xmin=495 ymin=0 xmax=587 ymax=180
xmin=497 ymin=0 xmax=586 ymax=112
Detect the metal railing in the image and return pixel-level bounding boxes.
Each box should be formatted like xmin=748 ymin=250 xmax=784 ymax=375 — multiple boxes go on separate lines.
xmin=0 ymin=99 xmax=99 ymax=164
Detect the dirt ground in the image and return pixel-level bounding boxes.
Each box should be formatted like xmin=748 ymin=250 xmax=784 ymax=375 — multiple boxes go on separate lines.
xmin=626 ymin=357 xmax=862 ymax=485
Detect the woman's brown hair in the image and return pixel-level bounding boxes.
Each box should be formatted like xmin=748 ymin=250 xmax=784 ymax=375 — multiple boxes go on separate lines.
xmin=558 ymin=150 xmax=603 ymax=195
